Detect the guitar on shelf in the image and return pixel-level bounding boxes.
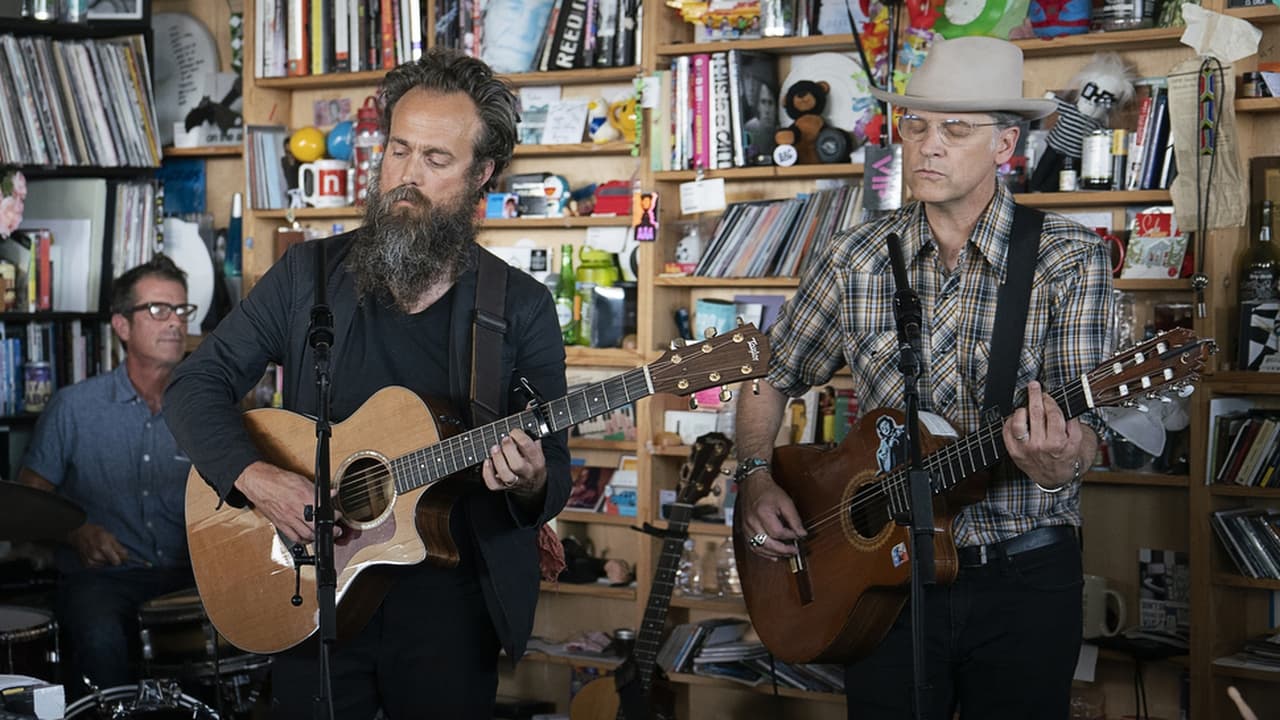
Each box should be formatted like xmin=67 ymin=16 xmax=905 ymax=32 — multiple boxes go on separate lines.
xmin=570 ymin=432 xmax=733 ymax=720
xmin=733 ymin=328 xmax=1213 ymax=664
xmin=185 ymin=326 xmax=769 ymax=655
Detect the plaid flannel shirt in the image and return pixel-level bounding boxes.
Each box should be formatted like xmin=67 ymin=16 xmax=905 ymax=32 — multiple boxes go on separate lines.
xmin=767 ymin=183 xmax=1115 ymax=547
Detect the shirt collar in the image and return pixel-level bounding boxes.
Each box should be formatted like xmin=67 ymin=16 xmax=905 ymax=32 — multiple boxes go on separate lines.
xmin=108 ymin=363 xmax=140 ymax=404
xmin=902 ymin=182 xmax=1015 ymax=283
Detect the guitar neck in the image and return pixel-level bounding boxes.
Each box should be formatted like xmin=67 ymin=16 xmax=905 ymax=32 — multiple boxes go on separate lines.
xmin=390 ymin=368 xmax=652 ymax=494
xmin=632 ymin=504 xmax=694 ymax=690
xmin=919 ymin=382 xmax=1090 ymax=497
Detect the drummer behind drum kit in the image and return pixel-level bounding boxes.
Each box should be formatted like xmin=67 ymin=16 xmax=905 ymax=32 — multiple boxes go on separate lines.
xmin=0 ymin=483 xmax=269 ymax=719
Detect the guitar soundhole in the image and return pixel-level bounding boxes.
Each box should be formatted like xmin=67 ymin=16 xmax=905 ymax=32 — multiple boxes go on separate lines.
xmin=847 ymin=483 xmax=891 ymax=540
xmin=336 ymin=456 xmax=394 ymax=524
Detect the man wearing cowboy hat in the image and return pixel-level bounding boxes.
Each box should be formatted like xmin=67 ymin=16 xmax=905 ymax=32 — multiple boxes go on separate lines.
xmin=735 ymin=37 xmax=1114 ymax=718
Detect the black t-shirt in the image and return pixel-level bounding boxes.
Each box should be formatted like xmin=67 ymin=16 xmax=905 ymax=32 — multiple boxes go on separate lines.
xmin=329 ymin=289 xmax=455 ymax=421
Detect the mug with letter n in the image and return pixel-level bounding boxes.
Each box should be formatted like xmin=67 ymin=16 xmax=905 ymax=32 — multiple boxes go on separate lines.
xmin=298 ymin=159 xmax=351 ymax=208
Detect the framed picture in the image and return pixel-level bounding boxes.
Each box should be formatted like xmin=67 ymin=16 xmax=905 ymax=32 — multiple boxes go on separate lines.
xmin=87 ymin=0 xmax=145 ymax=20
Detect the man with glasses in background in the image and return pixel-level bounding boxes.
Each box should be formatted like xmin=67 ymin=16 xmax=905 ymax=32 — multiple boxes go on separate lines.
xmin=19 ymin=254 xmax=197 ymax=697
xmin=735 ymin=37 xmax=1114 ymax=718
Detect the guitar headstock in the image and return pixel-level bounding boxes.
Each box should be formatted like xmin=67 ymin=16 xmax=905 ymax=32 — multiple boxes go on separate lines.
xmin=677 ymin=432 xmax=733 ymax=506
xmin=1085 ymin=328 xmax=1215 ymax=410
xmin=649 ymin=324 xmax=770 ymax=398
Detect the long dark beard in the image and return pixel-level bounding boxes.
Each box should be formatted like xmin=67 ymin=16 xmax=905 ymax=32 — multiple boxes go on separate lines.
xmin=350 ymin=176 xmax=479 ymax=309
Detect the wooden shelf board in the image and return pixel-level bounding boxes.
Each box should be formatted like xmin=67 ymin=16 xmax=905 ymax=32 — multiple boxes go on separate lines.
xmin=568 ymin=438 xmax=638 ymax=452
xmin=670 ymin=594 xmax=746 ymax=613
xmin=1211 ymin=661 xmax=1280 ymax=683
xmin=652 ymin=519 xmax=732 ymax=537
xmin=1014 ymin=190 xmax=1170 ymax=208
xmin=657 ymin=34 xmax=861 ymax=57
xmin=1227 ymin=5 xmax=1280 ymax=23
xmin=655 ymin=164 xmax=862 ymax=182
xmin=667 ymin=672 xmax=845 ymax=703
xmin=539 ymin=581 xmax=636 ymax=600
xmin=556 ymin=509 xmax=637 ymax=526
xmin=254 ymin=207 xmax=361 ymax=219
xmin=257 ymin=66 xmax=640 ymax=90
xmin=1236 ymin=97 xmax=1280 ymax=114
xmin=652 ymin=276 xmax=800 ymax=288
xmin=1207 ymin=484 xmax=1280 ymax=498
xmin=483 ymin=216 xmax=632 ymax=229
xmin=163 ymin=145 xmax=242 ymax=158
xmin=650 ymin=444 xmax=693 ymax=457
xmin=1112 ymin=278 xmax=1192 ymax=291
xmin=16 ymin=165 xmax=155 ymax=179
xmin=1212 ymin=573 xmax=1280 ymax=591
xmin=563 ymin=346 xmax=643 ymax=367
xmin=521 ymin=651 xmax=622 ymax=671
xmin=1083 ymin=470 xmax=1187 ymax=488
xmin=1206 ymin=372 xmax=1280 ymax=395
xmin=1012 ymin=27 xmax=1184 ymax=57
xmin=515 ymin=142 xmax=633 ymax=157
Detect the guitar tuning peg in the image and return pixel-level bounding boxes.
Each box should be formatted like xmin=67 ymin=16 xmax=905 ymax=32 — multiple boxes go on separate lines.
xmin=1133 ymin=403 xmax=1150 ymax=413
xmin=1177 ymin=385 xmax=1195 ymax=398
xmin=688 ymin=397 xmax=699 ymax=411
xmin=669 ymin=338 xmax=686 ymax=350
xmin=751 ymin=379 xmax=760 ymax=395
xmin=703 ymin=326 xmax=719 ymax=339
xmin=719 ymin=387 xmax=732 ymax=403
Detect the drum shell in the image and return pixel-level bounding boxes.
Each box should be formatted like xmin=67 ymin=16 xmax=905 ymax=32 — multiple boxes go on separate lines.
xmin=0 ymin=605 xmax=59 ymax=680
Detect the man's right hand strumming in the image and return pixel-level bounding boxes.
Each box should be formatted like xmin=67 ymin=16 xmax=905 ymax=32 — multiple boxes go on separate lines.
xmin=738 ymin=474 xmax=806 ymax=561
xmin=234 ymin=461 xmax=334 ymax=544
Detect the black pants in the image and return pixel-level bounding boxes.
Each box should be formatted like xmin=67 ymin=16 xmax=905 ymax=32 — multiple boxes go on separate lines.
xmin=844 ymin=539 xmax=1083 ymax=720
xmin=269 ymin=561 xmax=500 ymax=719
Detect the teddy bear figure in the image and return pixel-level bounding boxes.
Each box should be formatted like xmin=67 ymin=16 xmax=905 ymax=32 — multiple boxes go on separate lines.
xmin=774 ymin=80 xmax=850 ymax=165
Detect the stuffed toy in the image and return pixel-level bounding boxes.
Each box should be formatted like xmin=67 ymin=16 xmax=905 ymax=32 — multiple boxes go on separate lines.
xmin=775 ymin=80 xmax=842 ymax=165
xmin=1030 ymin=52 xmax=1135 ymax=192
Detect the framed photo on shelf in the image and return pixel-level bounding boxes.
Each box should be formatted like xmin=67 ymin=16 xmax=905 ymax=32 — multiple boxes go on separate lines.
xmin=87 ymin=0 xmax=145 ymax=20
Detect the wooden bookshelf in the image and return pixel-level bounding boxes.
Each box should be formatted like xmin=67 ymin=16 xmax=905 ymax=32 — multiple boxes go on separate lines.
xmin=1112 ymin=278 xmax=1194 ymax=291
xmin=1011 ymin=26 xmax=1184 ymax=56
xmin=563 ymin=346 xmax=643 ymax=367
xmin=256 ymin=66 xmax=641 ymax=89
xmin=657 ymin=34 xmax=861 ymax=57
xmin=1211 ymin=573 xmax=1280 ymax=591
xmin=652 ymin=276 xmax=801 ymax=288
xmin=1206 ymin=372 xmax=1280 ymax=395
xmin=163 ymin=145 xmax=242 ymax=158
xmin=1236 ymin=97 xmax=1280 ymax=114
xmin=1083 ymin=471 xmax=1189 ymax=488
xmin=655 ymin=164 xmax=862 ymax=182
xmin=667 ymin=672 xmax=846 ymax=704
xmin=1015 ymin=190 xmax=1171 ymax=208
xmin=568 ymin=438 xmax=637 ymax=452
xmin=514 ymin=142 xmax=634 ymax=157
xmin=556 ymin=510 xmax=637 ymax=526
xmin=1207 ymin=484 xmax=1280 ymax=498
xmin=539 ymin=581 xmax=637 ymax=601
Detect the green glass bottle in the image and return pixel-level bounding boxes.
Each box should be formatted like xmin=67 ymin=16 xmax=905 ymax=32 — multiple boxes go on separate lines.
xmin=555 ymin=244 xmax=578 ymax=345
xmin=576 ymin=246 xmax=620 ymax=347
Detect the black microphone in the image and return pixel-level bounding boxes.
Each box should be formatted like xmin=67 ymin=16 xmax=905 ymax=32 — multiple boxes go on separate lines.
xmin=308 ymin=240 xmax=334 ymax=352
xmin=886 ymin=232 xmax=921 ymax=347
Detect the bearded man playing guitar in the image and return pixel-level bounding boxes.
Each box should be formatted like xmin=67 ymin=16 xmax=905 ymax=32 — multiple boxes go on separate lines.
xmin=735 ymin=38 xmax=1114 ymax=719
xmin=165 ymin=48 xmax=570 ymax=718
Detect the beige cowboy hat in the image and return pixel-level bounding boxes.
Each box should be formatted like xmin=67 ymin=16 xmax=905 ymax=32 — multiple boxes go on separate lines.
xmin=869 ymin=37 xmax=1058 ymax=120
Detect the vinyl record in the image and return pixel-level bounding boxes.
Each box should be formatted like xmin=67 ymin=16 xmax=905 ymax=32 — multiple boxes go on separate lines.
xmin=162 ymin=217 xmax=215 ymax=334
xmin=152 ymin=13 xmax=220 ymax=146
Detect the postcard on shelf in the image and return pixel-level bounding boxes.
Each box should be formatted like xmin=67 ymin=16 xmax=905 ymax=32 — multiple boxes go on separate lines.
xmin=541 ymin=100 xmax=590 ymax=145
xmin=1239 ymin=301 xmax=1280 ymax=372
xmin=1120 ymin=207 xmax=1186 ymax=280
xmin=566 ymin=460 xmax=615 ymax=512
xmin=600 ymin=469 xmax=638 ymax=516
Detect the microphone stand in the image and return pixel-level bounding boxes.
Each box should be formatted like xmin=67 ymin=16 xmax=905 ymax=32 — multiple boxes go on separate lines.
xmin=307 ymin=241 xmax=337 ymax=720
xmin=887 ymin=233 xmax=933 ymax=720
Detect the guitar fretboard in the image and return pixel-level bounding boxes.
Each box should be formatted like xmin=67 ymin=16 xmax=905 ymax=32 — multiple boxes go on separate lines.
xmin=388 ymin=368 xmax=651 ymax=494
xmin=632 ymin=504 xmax=694 ymax=691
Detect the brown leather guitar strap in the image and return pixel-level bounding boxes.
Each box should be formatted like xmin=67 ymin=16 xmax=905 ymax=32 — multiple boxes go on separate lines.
xmin=470 ymin=250 xmax=508 ymax=425
xmin=982 ymin=204 xmax=1044 ymax=417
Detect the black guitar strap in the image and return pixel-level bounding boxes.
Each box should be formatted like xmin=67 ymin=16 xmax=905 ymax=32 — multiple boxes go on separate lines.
xmin=470 ymin=251 xmax=508 ymax=425
xmin=982 ymin=203 xmax=1045 ymax=416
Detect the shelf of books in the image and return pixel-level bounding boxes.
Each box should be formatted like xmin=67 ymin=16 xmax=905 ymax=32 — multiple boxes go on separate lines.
xmin=653 ymin=276 xmax=800 ymax=288
xmin=654 ymin=164 xmax=863 ymax=182
xmin=1227 ymin=3 xmax=1280 ymax=22
xmin=1011 ymin=26 xmax=1185 ymax=56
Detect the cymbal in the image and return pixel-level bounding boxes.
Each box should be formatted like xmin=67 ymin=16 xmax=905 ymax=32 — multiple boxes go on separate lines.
xmin=0 ymin=482 xmax=85 ymax=541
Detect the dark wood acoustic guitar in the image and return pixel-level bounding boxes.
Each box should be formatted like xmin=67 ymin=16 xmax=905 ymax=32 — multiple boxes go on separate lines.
xmin=733 ymin=329 xmax=1211 ymax=664
xmin=569 ymin=432 xmax=733 ymax=720
xmin=185 ymin=326 xmax=768 ymax=655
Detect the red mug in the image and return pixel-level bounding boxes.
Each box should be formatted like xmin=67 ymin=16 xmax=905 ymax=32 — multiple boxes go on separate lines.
xmin=1095 ymin=227 xmax=1125 ymax=277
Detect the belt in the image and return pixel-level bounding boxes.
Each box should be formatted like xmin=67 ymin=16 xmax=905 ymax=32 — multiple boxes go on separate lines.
xmin=956 ymin=525 xmax=1078 ymax=568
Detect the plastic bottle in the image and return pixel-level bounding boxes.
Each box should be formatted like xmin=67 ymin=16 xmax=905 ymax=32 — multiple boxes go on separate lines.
xmin=352 ymin=96 xmax=384 ymax=206
xmin=555 ymin=244 xmax=578 ymax=345
xmin=675 ymin=538 xmax=702 ymax=596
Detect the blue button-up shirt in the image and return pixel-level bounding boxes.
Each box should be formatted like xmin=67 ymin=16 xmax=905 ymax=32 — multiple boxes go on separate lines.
xmin=24 ymin=364 xmax=191 ymax=574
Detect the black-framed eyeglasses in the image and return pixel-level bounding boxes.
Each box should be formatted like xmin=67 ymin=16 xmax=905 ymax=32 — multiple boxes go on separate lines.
xmin=123 ymin=302 xmax=198 ymax=321
xmin=897 ymin=114 xmax=1003 ymax=146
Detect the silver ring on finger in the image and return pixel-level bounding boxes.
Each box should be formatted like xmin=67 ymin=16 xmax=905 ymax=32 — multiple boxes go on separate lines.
xmin=749 ymin=532 xmax=769 ymax=548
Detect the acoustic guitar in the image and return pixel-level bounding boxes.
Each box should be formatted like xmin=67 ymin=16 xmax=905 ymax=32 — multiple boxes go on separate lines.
xmin=733 ymin=329 xmax=1211 ymax=664
xmin=185 ymin=326 xmax=768 ymax=655
xmin=570 ymin=432 xmax=732 ymax=720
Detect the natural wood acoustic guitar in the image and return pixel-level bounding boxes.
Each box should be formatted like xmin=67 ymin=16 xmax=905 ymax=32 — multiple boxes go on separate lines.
xmin=185 ymin=326 xmax=769 ymax=655
xmin=733 ymin=329 xmax=1211 ymax=664
xmin=569 ymin=432 xmax=733 ymax=720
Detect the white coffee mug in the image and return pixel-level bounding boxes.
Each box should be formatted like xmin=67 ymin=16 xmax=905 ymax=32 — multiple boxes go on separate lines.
xmin=298 ymin=159 xmax=350 ymax=208
xmin=1082 ymin=574 xmax=1125 ymax=639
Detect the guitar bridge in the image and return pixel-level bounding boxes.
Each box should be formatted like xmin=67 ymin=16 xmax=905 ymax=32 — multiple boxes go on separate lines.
xmin=789 ymin=540 xmax=814 ymax=605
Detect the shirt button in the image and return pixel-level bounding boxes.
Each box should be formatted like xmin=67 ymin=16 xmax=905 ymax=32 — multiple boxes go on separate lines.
xmin=143 ymin=454 xmax=151 ymax=462
xmin=142 ymin=489 xmax=150 ymax=497
xmin=156 ymin=550 xmax=164 ymax=557
xmin=145 ymin=421 xmax=151 ymax=428
xmin=146 ymin=521 xmax=153 ymax=528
